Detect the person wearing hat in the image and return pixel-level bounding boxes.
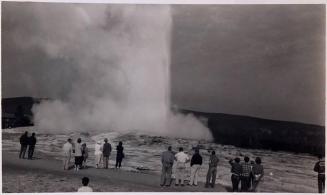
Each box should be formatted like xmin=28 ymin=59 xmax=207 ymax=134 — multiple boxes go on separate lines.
xmin=94 ymin=140 xmax=103 ymax=168
xmin=102 ymin=138 xmax=112 ymax=169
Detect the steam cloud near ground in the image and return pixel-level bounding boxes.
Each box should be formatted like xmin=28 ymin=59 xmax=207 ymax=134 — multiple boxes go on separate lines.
xmin=11 ymin=4 xmax=213 ymax=140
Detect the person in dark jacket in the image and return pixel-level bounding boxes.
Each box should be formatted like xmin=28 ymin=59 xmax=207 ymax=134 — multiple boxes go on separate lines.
xmin=27 ymin=133 xmax=37 ymax=159
xmin=229 ymin=157 xmax=242 ymax=192
xmin=115 ymin=141 xmax=124 ymax=168
xmin=160 ymin=146 xmax=175 ymax=186
xmin=189 ymin=148 xmax=203 ymax=186
xmin=241 ymin=156 xmax=252 ymax=192
xmin=314 ymin=154 xmax=325 ymax=193
xmin=205 ymin=150 xmax=219 ymax=188
xmin=19 ymin=131 xmax=29 ymax=159
xmin=102 ymin=138 xmax=112 ymax=169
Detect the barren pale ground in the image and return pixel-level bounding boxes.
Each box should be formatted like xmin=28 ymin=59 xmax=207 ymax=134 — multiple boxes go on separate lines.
xmin=2 ymin=127 xmax=319 ymax=192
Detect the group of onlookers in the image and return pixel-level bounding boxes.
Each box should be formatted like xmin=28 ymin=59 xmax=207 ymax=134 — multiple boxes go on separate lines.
xmin=62 ymin=137 xmax=124 ymax=171
xmin=229 ymin=156 xmax=264 ymax=192
xmin=160 ymin=146 xmax=265 ymax=192
xmin=19 ymin=131 xmax=37 ymax=160
xmin=160 ymin=146 xmax=220 ymax=188
xmin=17 ymin=132 xmax=325 ymax=193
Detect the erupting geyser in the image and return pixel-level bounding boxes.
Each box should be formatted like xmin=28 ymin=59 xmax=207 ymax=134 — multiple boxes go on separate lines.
xmin=30 ymin=4 xmax=213 ymax=140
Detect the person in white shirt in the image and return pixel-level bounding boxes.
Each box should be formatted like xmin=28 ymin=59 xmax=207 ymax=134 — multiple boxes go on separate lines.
xmin=174 ymin=147 xmax=189 ymax=186
xmin=94 ymin=141 xmax=103 ymax=168
xmin=77 ymin=177 xmax=93 ymax=192
xmin=62 ymin=138 xmax=73 ymax=170
xmin=74 ymin=138 xmax=83 ymax=171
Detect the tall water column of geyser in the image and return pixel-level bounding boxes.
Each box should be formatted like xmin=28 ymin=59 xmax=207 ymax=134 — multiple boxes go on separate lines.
xmin=31 ymin=4 xmax=213 ymax=140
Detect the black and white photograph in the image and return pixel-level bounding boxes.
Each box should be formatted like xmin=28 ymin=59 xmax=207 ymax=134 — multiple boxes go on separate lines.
xmin=1 ymin=1 xmax=326 ymax=193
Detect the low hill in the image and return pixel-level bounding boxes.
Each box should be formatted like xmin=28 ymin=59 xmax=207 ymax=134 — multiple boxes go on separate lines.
xmin=180 ymin=109 xmax=325 ymax=155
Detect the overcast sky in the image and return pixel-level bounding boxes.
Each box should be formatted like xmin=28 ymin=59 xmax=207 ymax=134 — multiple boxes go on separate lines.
xmin=2 ymin=3 xmax=325 ymax=125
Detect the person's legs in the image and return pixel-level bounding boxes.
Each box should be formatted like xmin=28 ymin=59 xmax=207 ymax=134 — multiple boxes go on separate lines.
xmin=211 ymin=168 xmax=217 ymax=187
xmin=103 ymin=156 xmax=109 ymax=169
xmin=166 ymin=166 xmax=172 ymax=186
xmin=252 ymin=180 xmax=259 ymax=192
xmin=241 ymin=176 xmax=247 ymax=192
xmin=19 ymin=145 xmax=23 ymax=158
xmin=246 ymin=176 xmax=251 ymax=191
xmin=75 ymin=156 xmax=81 ymax=170
xmin=175 ymin=168 xmax=181 ymax=185
xmin=20 ymin=145 xmax=27 ymax=159
xmin=180 ymin=167 xmax=185 ymax=185
xmin=190 ymin=165 xmax=196 ymax=185
xmin=323 ymin=175 xmax=325 ymax=193
xmin=161 ymin=165 xmax=168 ymax=186
xmin=22 ymin=145 xmax=27 ymax=158
xmin=31 ymin=146 xmax=35 ymax=159
xmin=64 ymin=155 xmax=71 ymax=170
xmin=95 ymin=155 xmax=100 ymax=168
xmin=28 ymin=146 xmax=35 ymax=159
xmin=27 ymin=147 xmax=31 ymax=159
xmin=63 ymin=156 xmax=67 ymax=170
xmin=231 ymin=175 xmax=238 ymax=192
xmin=318 ymin=174 xmax=325 ymax=193
xmin=79 ymin=156 xmax=83 ymax=168
xmin=194 ymin=165 xmax=200 ymax=185
xmin=206 ymin=168 xmax=212 ymax=187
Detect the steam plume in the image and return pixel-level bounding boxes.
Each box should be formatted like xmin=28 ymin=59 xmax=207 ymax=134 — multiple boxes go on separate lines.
xmin=10 ymin=3 xmax=213 ymax=140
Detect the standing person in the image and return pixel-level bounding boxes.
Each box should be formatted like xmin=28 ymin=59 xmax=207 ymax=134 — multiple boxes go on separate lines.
xmin=314 ymin=154 xmax=325 ymax=193
xmin=205 ymin=150 xmax=219 ymax=188
xmin=174 ymin=147 xmax=189 ymax=186
xmin=94 ymin=141 xmax=103 ymax=169
xmin=63 ymin=138 xmax=73 ymax=170
xmin=252 ymin=157 xmax=264 ymax=192
xmin=240 ymin=156 xmax=252 ymax=192
xmin=19 ymin=131 xmax=29 ymax=159
xmin=160 ymin=146 xmax=175 ymax=187
xmin=74 ymin=138 xmax=83 ymax=171
xmin=229 ymin=157 xmax=242 ymax=192
xmin=102 ymin=138 xmax=112 ymax=169
xmin=27 ymin=133 xmax=37 ymax=159
xmin=115 ymin=141 xmax=124 ymax=169
xmin=77 ymin=177 xmax=93 ymax=192
xmin=249 ymin=160 xmax=255 ymax=190
xmin=189 ymin=148 xmax=202 ymax=186
xmin=81 ymin=143 xmax=89 ymax=168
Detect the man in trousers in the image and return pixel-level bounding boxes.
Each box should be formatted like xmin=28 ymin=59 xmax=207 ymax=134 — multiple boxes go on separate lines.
xmin=160 ymin=146 xmax=175 ymax=186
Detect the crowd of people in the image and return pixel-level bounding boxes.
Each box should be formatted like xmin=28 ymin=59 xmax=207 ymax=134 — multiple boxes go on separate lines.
xmin=19 ymin=131 xmax=37 ymax=160
xmin=160 ymin=146 xmax=262 ymax=192
xmin=18 ymin=132 xmax=325 ymax=193
xmin=62 ymin=137 xmax=125 ymax=171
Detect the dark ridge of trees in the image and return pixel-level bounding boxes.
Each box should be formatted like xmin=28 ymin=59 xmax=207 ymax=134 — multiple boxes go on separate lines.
xmin=180 ymin=109 xmax=325 ymax=155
